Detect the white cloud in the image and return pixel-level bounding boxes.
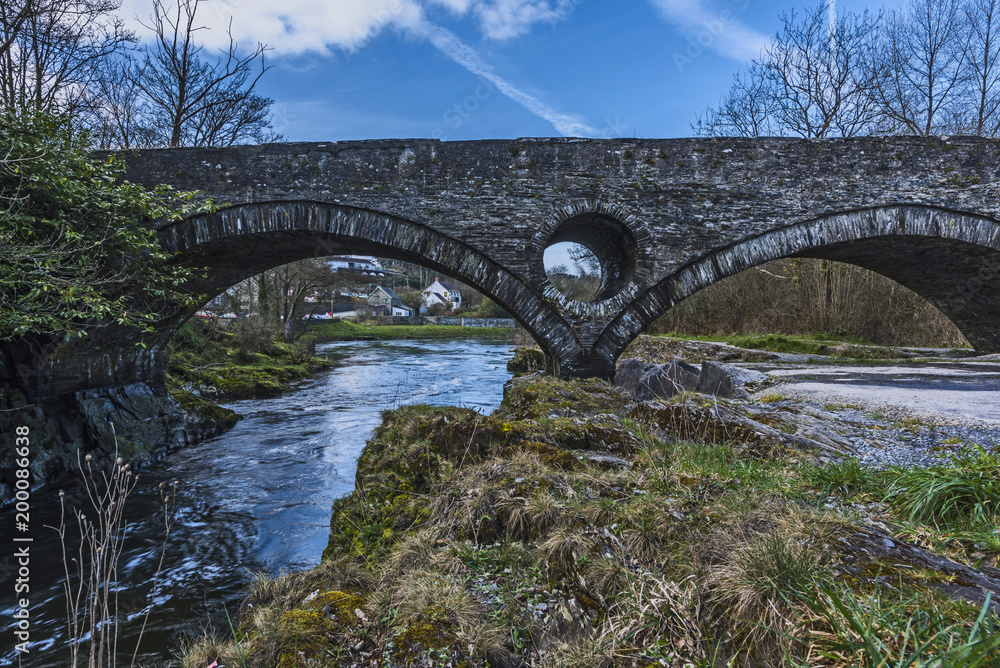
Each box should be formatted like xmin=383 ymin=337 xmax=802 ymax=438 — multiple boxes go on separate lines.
xmin=647 ymin=0 xmax=769 ymax=62
xmin=117 ymin=0 xmax=594 ymax=136
xmin=119 ymin=0 xmax=576 ymax=55
xmin=118 ymin=0 xmax=425 ymax=56
xmin=419 ymin=21 xmax=598 ymax=136
xmin=473 ymin=0 xmax=576 ymax=40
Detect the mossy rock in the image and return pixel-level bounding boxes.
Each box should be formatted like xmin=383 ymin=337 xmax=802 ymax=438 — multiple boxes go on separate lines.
xmin=303 ymin=590 xmax=367 ymax=628
xmin=507 ymin=346 xmax=549 ymax=374
xmin=500 ymin=375 xmax=629 ymax=420
xmin=629 ymin=397 xmax=790 ymax=459
xmin=498 ymin=440 xmax=578 ymax=470
xmin=390 ymin=613 xmax=471 ymax=668
xmin=169 ymin=389 xmax=241 ymax=431
xmin=275 ymin=608 xmax=344 ymax=667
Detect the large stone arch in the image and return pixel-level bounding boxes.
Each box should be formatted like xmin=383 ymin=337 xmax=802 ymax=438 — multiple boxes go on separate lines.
xmin=158 ymin=200 xmax=587 ymax=372
xmin=596 ymin=206 xmax=1000 ymax=364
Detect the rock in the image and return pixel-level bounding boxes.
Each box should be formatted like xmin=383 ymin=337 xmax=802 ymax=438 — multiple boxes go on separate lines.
xmin=697 ymin=361 xmax=768 ymax=399
xmin=0 ymin=383 xmax=240 ymax=503
xmin=507 ymin=346 xmax=549 ymax=374
xmin=613 ymin=358 xmax=648 ymax=397
xmin=835 ymin=524 xmax=1000 ymax=611
xmin=629 ymin=396 xmax=854 ymax=459
xmin=636 ymin=359 xmax=701 ymax=401
xmin=616 ymin=358 xmax=700 ymax=400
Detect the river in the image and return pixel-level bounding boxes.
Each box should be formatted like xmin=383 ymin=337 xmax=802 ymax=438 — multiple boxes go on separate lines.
xmin=2 ymin=338 xmax=513 ymax=666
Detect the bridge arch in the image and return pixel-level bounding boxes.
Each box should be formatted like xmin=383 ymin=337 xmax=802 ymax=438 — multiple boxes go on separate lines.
xmin=597 ymin=206 xmax=1000 ymax=364
xmin=157 ymin=200 xmax=589 ymax=372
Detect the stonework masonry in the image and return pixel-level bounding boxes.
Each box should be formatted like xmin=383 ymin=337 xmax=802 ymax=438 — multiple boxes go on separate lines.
xmin=3 ymin=136 xmax=1000 ymax=479
xmin=130 ymin=136 xmax=1000 ymax=378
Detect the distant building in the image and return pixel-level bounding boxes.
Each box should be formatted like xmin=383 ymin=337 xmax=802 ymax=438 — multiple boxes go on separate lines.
xmin=328 ymin=256 xmax=383 ymax=274
xmin=420 ymin=277 xmax=461 ymax=313
xmin=366 ymin=283 xmax=414 ymax=316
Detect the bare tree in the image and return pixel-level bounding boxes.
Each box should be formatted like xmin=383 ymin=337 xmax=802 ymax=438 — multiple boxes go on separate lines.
xmin=962 ymin=0 xmax=1000 ymax=135
xmin=765 ymin=4 xmax=883 ymax=138
xmin=128 ymin=0 xmax=276 ymax=148
xmin=696 ymin=3 xmax=882 ymax=138
xmin=0 ymin=1 xmax=37 ymax=61
xmin=865 ymin=0 xmax=968 ymax=135
xmin=0 ymin=0 xmax=132 ymax=114
xmin=263 ymin=259 xmax=353 ymax=341
xmin=693 ymin=63 xmax=779 ymax=138
xmin=88 ymin=54 xmax=158 ymax=148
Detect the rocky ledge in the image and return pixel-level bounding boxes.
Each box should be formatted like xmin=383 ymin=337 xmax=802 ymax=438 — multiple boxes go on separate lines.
xmin=0 ymin=383 xmax=239 ymax=503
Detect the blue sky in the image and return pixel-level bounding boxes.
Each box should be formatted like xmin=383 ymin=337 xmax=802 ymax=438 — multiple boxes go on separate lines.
xmin=118 ymin=0 xmax=881 ymax=142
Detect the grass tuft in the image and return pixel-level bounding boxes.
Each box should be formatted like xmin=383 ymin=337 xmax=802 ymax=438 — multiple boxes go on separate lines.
xmin=884 ymin=446 xmax=1000 ymax=527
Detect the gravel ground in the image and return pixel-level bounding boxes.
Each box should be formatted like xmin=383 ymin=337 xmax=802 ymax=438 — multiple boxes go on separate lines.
xmin=758 ymin=362 xmax=1000 ymax=469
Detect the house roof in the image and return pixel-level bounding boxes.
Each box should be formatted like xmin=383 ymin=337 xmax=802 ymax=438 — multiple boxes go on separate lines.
xmin=368 ymin=284 xmax=400 ymax=300
xmin=423 ymin=279 xmax=457 ymax=293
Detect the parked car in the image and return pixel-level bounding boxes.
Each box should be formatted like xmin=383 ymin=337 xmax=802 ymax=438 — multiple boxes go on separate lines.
xmin=194 ymin=310 xmax=215 ymax=319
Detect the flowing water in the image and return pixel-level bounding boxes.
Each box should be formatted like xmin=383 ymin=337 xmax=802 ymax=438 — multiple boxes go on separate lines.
xmin=2 ymin=338 xmax=513 ymax=666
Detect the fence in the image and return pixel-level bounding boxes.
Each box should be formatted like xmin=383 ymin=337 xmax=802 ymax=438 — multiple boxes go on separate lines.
xmin=433 ymin=317 xmax=517 ymax=328
xmin=355 ymin=315 xmax=517 ymax=328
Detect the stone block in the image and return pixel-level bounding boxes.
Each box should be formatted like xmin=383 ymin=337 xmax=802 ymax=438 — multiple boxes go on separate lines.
xmin=697 ymin=361 xmax=768 ymax=399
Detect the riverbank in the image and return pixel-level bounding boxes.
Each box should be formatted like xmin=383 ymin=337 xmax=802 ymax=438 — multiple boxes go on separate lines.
xmin=186 ymin=367 xmax=1000 ymax=666
xmin=166 ymin=320 xmax=335 ymax=404
xmin=306 ymin=319 xmax=515 ymax=342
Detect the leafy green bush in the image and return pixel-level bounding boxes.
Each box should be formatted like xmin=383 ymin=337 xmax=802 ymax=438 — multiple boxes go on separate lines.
xmin=0 ymin=110 xmax=209 ymax=340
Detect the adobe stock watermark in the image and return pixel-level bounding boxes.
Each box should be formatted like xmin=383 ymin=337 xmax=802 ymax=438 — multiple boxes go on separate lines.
xmin=547 ymin=0 xmax=587 ymax=29
xmin=673 ymin=0 xmax=752 ymax=74
xmin=431 ymin=77 xmax=497 ymax=141
xmin=12 ymin=425 xmax=32 ymax=656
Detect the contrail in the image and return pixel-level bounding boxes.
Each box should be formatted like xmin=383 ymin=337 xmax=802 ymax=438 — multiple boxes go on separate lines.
xmin=419 ymin=22 xmax=599 ymax=137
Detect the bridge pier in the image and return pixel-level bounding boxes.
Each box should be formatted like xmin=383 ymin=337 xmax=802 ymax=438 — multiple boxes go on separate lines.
xmin=553 ymin=348 xmax=616 ymax=380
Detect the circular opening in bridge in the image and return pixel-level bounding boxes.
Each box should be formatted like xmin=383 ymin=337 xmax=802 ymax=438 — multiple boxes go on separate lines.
xmin=544 ymin=242 xmax=602 ymax=302
xmin=542 ymin=213 xmax=637 ymax=302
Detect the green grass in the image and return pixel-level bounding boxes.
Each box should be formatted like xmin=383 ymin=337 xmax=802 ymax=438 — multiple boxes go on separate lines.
xmin=800 ymin=458 xmax=887 ymax=498
xmin=791 ymin=583 xmax=1000 ymax=666
xmin=307 ymin=319 xmax=514 ymax=341
xmin=884 ymin=447 xmax=1000 ymax=527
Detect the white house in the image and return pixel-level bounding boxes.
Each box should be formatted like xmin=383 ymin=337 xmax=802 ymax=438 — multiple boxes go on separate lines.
xmin=327 ymin=256 xmax=383 ymax=274
xmin=420 ymin=277 xmax=461 ymax=313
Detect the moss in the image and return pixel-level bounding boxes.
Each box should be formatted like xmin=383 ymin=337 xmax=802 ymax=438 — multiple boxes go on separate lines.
xmin=169 ymin=388 xmax=241 ymax=430
xmin=499 ymin=375 xmax=628 ymax=419
xmin=498 ymin=440 xmax=578 ymax=470
xmin=275 ymin=608 xmax=342 ymax=667
xmin=391 ymin=612 xmax=471 ymax=668
xmin=304 ymin=590 xmax=367 ymax=626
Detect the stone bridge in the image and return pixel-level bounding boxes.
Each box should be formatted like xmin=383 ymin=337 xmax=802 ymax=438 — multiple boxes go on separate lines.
xmin=7 ymin=136 xmax=1000 ymax=403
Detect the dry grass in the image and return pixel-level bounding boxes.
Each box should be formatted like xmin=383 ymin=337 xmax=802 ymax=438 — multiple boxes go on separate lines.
xmin=649 ymin=258 xmax=967 ymax=348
